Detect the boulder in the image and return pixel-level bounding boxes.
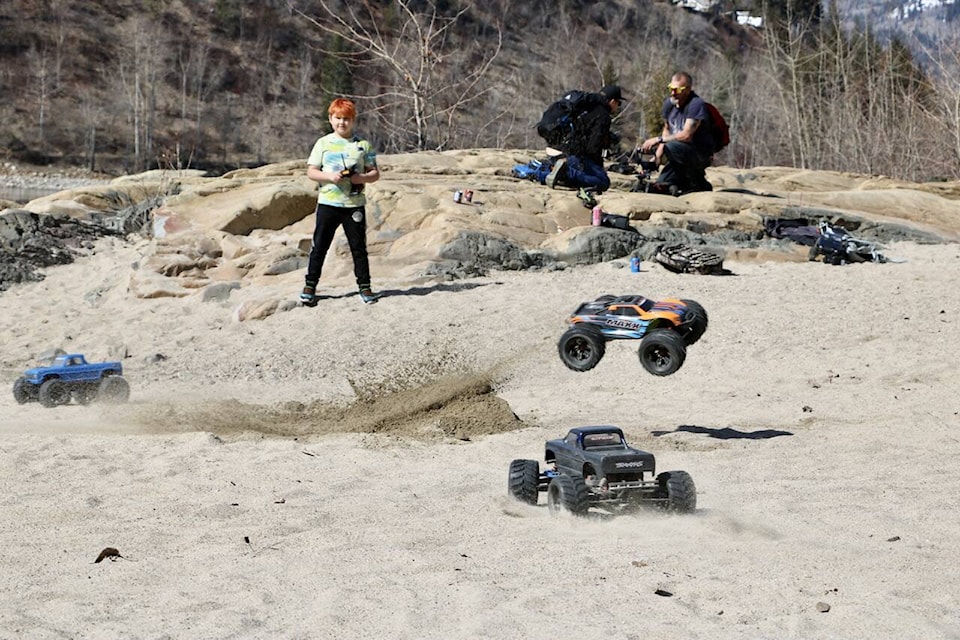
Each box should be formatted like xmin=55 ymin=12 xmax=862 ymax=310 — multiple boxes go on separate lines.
xmin=158 ymin=177 xmax=317 ymax=236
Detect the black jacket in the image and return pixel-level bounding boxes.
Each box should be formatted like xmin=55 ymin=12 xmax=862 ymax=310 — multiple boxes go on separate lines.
xmin=569 ymin=96 xmax=613 ymax=163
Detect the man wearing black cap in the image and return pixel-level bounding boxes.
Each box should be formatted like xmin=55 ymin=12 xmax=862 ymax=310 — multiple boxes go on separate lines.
xmin=546 ymin=84 xmax=625 ymax=194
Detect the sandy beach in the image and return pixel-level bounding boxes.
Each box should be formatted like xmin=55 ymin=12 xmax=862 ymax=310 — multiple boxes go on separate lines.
xmin=2 ymin=227 xmax=959 ymax=638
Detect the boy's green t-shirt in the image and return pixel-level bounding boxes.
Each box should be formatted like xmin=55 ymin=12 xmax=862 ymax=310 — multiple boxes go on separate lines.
xmin=307 ymin=132 xmax=377 ymax=207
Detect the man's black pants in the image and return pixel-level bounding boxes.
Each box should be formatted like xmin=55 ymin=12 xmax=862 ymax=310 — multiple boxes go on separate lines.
xmin=657 ymin=141 xmax=713 ymax=193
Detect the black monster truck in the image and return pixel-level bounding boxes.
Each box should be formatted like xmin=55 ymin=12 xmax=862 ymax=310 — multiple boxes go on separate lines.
xmin=507 ymin=426 xmax=696 ymax=516
xmin=558 ymin=294 xmax=707 ymax=375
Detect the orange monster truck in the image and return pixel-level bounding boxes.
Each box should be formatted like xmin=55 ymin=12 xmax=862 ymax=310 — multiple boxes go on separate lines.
xmin=557 ymin=294 xmax=707 ymax=376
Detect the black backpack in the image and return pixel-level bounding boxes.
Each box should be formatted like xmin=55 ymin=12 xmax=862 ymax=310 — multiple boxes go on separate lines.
xmin=536 ymin=90 xmax=603 ymax=153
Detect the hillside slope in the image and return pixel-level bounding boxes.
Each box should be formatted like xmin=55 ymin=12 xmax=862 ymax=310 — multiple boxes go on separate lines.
xmin=0 ymin=0 xmax=749 ymax=173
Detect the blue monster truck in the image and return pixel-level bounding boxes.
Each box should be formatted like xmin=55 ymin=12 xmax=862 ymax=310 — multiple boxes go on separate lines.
xmin=507 ymin=425 xmax=696 ymax=516
xmin=12 ymin=353 xmax=130 ymax=408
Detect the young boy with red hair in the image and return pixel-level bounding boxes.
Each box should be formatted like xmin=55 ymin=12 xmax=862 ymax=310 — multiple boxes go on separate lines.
xmin=301 ymin=98 xmax=381 ymax=306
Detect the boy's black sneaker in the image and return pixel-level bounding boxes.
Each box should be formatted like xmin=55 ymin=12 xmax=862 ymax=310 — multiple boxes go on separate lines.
xmin=300 ymin=285 xmax=318 ymax=307
xmin=359 ymin=288 xmax=381 ymax=305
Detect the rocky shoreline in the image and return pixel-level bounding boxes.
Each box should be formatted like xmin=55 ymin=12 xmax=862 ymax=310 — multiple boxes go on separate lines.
xmin=4 ymin=153 xmax=960 ymax=318
xmin=0 ymin=164 xmax=121 ymax=293
xmin=0 ymin=164 xmax=110 ymax=199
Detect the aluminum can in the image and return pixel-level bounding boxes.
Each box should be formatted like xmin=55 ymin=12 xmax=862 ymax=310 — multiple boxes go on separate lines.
xmin=630 ymin=256 xmax=641 ymax=273
xmin=454 ymin=190 xmax=463 ymax=203
xmin=464 ymin=189 xmax=474 ymax=203
xmin=592 ymin=205 xmax=602 ymax=226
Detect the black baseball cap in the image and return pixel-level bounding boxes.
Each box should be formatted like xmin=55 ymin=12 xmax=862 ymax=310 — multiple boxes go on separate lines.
xmin=600 ymin=85 xmax=626 ymax=102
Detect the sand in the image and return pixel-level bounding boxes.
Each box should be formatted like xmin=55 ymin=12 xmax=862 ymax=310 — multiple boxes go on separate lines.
xmin=1 ymin=232 xmax=959 ymax=639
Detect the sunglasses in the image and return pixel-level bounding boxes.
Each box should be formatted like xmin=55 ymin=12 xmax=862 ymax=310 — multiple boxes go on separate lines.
xmin=668 ymin=85 xmax=687 ymax=94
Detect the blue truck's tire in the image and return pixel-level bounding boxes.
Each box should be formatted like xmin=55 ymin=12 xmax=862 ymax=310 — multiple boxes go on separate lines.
xmin=98 ymin=376 xmax=130 ymax=403
xmin=12 ymin=377 xmax=31 ymax=404
xmin=74 ymin=383 xmax=99 ymax=405
xmin=39 ymin=379 xmax=70 ymax=408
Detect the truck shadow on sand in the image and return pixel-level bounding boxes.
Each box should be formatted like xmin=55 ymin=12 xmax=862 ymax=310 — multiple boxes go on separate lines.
xmin=651 ymin=424 xmax=793 ymax=440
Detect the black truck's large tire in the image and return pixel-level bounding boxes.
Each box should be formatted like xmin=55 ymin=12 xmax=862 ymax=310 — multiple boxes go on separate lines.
xmin=657 ymin=470 xmax=697 ymax=513
xmin=638 ymin=329 xmax=687 ymax=376
xmin=679 ymin=299 xmax=708 ymax=346
xmin=12 ymin=377 xmax=32 ymax=404
xmin=38 ymin=379 xmax=70 ymax=408
xmin=558 ymin=326 xmax=605 ymax=372
xmin=547 ymin=475 xmax=590 ymax=516
xmin=98 ymin=376 xmax=130 ymax=403
xmin=507 ymin=459 xmax=540 ymax=506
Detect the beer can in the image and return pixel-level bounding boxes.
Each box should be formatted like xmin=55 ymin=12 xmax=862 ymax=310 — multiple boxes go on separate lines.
xmin=630 ymin=256 xmax=641 ymax=273
xmin=454 ymin=190 xmax=463 ymax=203
xmin=464 ymin=189 xmax=474 ymax=203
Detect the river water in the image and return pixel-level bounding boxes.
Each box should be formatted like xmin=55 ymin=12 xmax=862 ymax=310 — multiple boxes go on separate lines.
xmin=0 ymin=186 xmax=61 ymax=204
xmin=0 ymin=176 xmax=112 ymax=205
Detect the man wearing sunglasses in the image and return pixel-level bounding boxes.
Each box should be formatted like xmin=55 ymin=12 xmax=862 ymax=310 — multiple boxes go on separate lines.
xmin=639 ymin=71 xmax=714 ymax=195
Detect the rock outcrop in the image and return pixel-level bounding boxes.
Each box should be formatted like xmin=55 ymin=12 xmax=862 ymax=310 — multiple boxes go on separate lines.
xmin=4 ymin=149 xmax=959 ymax=318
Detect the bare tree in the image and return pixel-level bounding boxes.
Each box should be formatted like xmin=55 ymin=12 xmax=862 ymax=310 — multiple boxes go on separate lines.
xmin=77 ymin=91 xmax=102 ymax=172
xmin=737 ymin=2 xmax=950 ymax=180
xmin=758 ymin=6 xmax=821 ymax=169
xmin=172 ymin=38 xmax=225 ymax=169
xmin=249 ymin=37 xmax=283 ymax=164
xmin=296 ymin=47 xmax=316 ymax=111
xmin=49 ymin=0 xmax=68 ymax=90
xmin=289 ymin=0 xmax=502 ymax=151
xmin=115 ymin=18 xmax=168 ymax=172
xmin=920 ymin=34 xmax=960 ymax=179
xmin=25 ymin=44 xmax=52 ymax=155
